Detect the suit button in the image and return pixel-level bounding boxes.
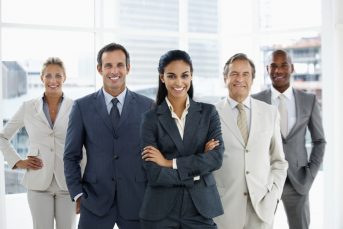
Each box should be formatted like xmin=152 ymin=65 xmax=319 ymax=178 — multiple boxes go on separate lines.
xmin=113 ymin=135 xmax=118 ymax=139
xmin=244 ymin=192 xmax=248 ymax=196
xmin=245 ymin=149 xmax=249 ymax=153
xmin=246 ymin=171 xmax=250 ymax=175
xmin=111 ymin=178 xmax=115 ymax=181
xmin=113 ymin=155 xmax=119 ymax=160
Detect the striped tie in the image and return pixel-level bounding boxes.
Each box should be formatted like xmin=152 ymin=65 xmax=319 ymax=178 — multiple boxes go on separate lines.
xmin=237 ymin=103 xmax=249 ymax=145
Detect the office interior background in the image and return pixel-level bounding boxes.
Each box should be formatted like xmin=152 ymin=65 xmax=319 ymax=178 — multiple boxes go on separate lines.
xmin=0 ymin=0 xmax=342 ymax=228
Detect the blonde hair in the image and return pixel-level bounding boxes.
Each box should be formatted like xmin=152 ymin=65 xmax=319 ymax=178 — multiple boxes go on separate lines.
xmin=41 ymin=57 xmax=66 ymax=77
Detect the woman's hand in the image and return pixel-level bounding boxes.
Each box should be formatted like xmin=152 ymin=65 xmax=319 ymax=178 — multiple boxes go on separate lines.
xmin=142 ymin=146 xmax=172 ymax=168
xmin=14 ymin=156 xmax=43 ymax=170
xmin=204 ymin=139 xmax=220 ymax=153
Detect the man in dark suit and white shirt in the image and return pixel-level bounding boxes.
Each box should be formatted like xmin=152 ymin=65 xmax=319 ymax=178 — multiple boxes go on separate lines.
xmin=252 ymin=49 xmax=326 ymax=229
xmin=64 ymin=43 xmax=154 ymax=229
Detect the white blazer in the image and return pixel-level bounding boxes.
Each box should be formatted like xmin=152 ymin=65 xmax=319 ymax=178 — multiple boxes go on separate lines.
xmin=0 ymin=97 xmax=74 ymax=191
xmin=213 ymin=97 xmax=288 ymax=227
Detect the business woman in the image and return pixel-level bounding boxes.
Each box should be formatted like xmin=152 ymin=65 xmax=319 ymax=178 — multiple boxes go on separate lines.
xmin=140 ymin=50 xmax=224 ymax=228
xmin=0 ymin=57 xmax=76 ymax=229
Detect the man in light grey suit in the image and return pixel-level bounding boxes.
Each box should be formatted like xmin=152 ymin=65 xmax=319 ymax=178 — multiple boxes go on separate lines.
xmin=213 ymin=53 xmax=288 ymax=229
xmin=252 ymin=49 xmax=326 ymax=229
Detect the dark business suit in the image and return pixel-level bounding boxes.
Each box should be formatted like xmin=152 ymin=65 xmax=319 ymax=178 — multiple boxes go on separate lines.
xmin=139 ymin=99 xmax=224 ymax=228
xmin=64 ymin=89 xmax=153 ymax=229
xmin=252 ymin=88 xmax=326 ymax=229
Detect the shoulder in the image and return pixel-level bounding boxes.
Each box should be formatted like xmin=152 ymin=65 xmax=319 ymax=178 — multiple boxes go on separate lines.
xmin=252 ymin=97 xmax=277 ymax=113
xmin=251 ymin=89 xmax=269 ymax=100
xmin=130 ymin=90 xmax=154 ymax=105
xmin=74 ymin=91 xmax=97 ymax=105
xmin=294 ymin=88 xmax=316 ymax=101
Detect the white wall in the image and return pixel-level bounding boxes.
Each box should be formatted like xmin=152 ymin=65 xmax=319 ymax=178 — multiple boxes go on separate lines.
xmin=0 ymin=2 xmax=7 ymax=225
xmin=322 ymin=0 xmax=343 ymax=228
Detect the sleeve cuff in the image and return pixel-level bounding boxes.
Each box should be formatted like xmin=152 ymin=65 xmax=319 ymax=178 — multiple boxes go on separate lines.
xmin=172 ymin=158 xmax=177 ymax=169
xmin=74 ymin=193 xmax=83 ymax=201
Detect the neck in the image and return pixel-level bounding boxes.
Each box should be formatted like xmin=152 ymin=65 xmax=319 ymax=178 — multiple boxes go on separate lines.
xmin=44 ymin=92 xmax=62 ymax=105
xmin=273 ymin=84 xmax=290 ymax=94
xmin=167 ymin=96 xmax=187 ymax=117
xmin=229 ymin=94 xmax=247 ymax=104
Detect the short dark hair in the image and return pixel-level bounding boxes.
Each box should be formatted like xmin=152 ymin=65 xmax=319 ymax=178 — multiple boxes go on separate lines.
xmin=97 ymin=43 xmax=130 ymax=69
xmin=156 ymin=50 xmax=194 ymax=105
xmin=223 ymin=53 xmax=255 ymax=79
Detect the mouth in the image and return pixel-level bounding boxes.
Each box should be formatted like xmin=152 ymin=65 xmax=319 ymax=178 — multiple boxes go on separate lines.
xmin=172 ymin=87 xmax=186 ymax=93
xmin=108 ymin=75 xmax=120 ymax=81
xmin=272 ymin=76 xmax=285 ymax=81
xmin=48 ymin=85 xmax=59 ymax=89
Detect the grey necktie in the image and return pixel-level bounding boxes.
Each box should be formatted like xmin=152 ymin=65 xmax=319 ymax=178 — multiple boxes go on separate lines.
xmin=110 ymin=98 xmax=120 ymax=130
xmin=278 ymin=94 xmax=288 ymax=137
xmin=237 ymin=103 xmax=249 ymax=145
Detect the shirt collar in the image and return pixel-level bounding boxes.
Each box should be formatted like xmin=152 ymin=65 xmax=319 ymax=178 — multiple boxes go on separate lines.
xmin=102 ymin=87 xmax=127 ymax=106
xmin=165 ymin=96 xmax=190 ymax=113
xmin=227 ymin=96 xmax=251 ymax=110
xmin=42 ymin=93 xmax=64 ymax=103
xmin=271 ymin=85 xmax=293 ymax=101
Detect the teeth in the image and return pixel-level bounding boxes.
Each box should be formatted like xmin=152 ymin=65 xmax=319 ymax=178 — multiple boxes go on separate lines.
xmin=174 ymin=87 xmax=183 ymax=91
xmin=109 ymin=76 xmax=119 ymax=80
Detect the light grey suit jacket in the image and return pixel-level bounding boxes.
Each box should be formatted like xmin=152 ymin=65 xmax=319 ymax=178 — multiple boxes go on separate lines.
xmin=0 ymin=97 xmax=74 ymax=191
xmin=213 ymin=97 xmax=288 ymax=227
xmin=252 ymin=88 xmax=326 ymax=195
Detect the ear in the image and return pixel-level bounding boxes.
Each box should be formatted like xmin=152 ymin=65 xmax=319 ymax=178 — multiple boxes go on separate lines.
xmin=126 ymin=64 xmax=131 ymax=73
xmin=159 ymin=75 xmax=164 ymax=83
xmin=96 ymin=65 xmax=102 ymax=74
xmin=290 ymin=64 xmax=295 ymax=73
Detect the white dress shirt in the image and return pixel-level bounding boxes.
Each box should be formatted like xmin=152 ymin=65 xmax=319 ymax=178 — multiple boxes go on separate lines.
xmin=227 ymin=96 xmax=251 ymax=131
xmin=271 ymin=86 xmax=296 ymax=133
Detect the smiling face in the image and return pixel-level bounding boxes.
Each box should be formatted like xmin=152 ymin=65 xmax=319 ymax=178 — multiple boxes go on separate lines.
xmin=267 ymin=51 xmax=294 ymax=93
xmin=225 ymin=59 xmax=253 ymax=103
xmin=97 ymin=49 xmax=130 ymax=97
xmin=160 ymin=60 xmax=192 ymax=103
xmin=41 ymin=64 xmax=66 ymax=96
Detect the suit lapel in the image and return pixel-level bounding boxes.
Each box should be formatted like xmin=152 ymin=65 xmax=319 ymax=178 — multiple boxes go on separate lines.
xmin=33 ymin=98 xmax=50 ymax=127
xmin=285 ymin=89 xmax=301 ymax=139
xmin=183 ymin=100 xmax=202 ymax=153
xmin=54 ymin=97 xmax=72 ymax=126
xmin=94 ymin=90 xmax=114 ymax=134
xmin=246 ymin=98 xmax=261 ymax=147
xmin=116 ymin=90 xmax=133 ymax=129
xmin=218 ymin=99 xmax=245 ymax=146
xmin=157 ymin=101 xmax=185 ymax=155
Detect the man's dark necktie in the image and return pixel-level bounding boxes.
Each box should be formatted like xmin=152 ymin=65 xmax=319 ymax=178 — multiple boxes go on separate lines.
xmin=110 ymin=98 xmax=120 ymax=130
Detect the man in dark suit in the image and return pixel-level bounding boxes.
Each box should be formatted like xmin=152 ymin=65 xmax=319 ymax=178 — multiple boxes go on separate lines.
xmin=252 ymin=49 xmax=326 ymax=229
xmin=64 ymin=43 xmax=154 ymax=229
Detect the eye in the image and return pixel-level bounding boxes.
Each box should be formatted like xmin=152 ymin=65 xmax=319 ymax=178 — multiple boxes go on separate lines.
xmin=166 ymin=74 xmax=175 ymax=79
xmin=181 ymin=73 xmax=190 ymax=79
xmin=44 ymin=74 xmax=52 ymax=79
xmin=104 ymin=63 xmax=112 ymax=69
xmin=229 ymin=72 xmax=238 ymax=77
xmin=55 ymin=74 xmax=63 ymax=79
xmin=117 ymin=63 xmax=125 ymax=68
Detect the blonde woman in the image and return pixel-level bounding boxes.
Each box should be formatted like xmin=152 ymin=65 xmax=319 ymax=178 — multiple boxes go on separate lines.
xmin=0 ymin=57 xmax=76 ymax=229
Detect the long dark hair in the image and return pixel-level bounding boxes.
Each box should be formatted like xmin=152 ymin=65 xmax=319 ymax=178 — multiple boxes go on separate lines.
xmin=156 ymin=50 xmax=194 ymax=105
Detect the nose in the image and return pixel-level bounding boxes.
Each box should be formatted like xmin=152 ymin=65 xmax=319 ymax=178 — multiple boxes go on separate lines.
xmin=112 ymin=66 xmax=120 ymax=74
